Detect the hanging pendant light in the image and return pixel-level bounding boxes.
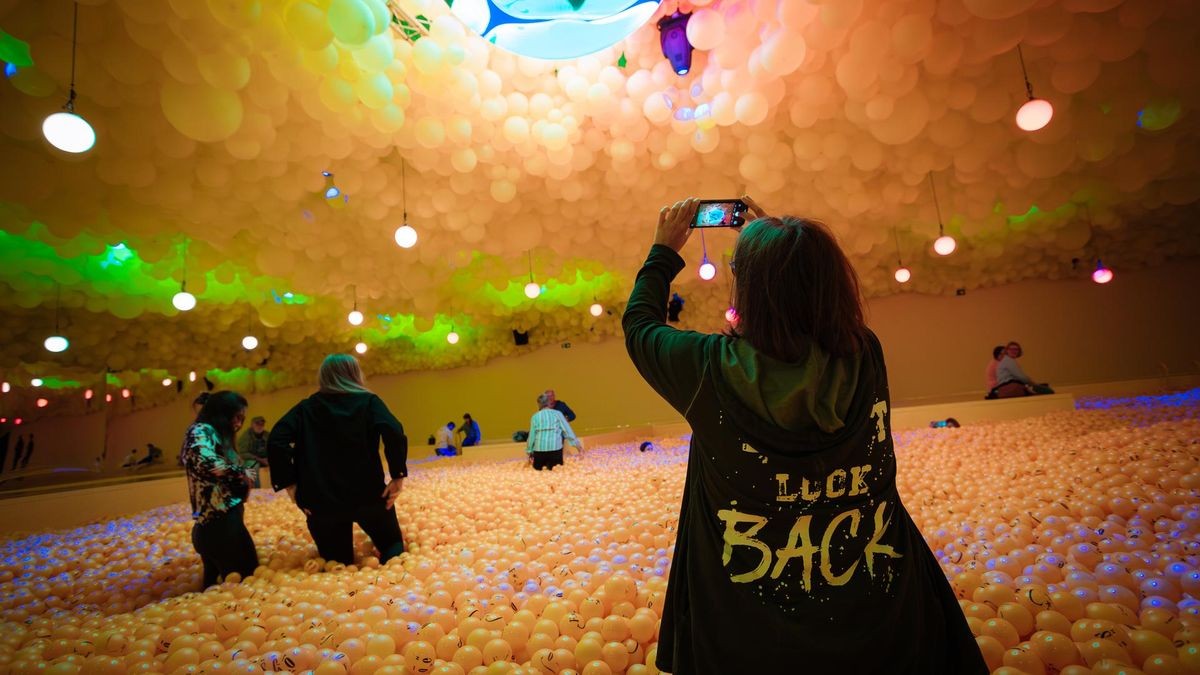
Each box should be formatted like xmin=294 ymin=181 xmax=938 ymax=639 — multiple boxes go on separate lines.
xmin=347 ymin=285 xmax=364 ymax=325
xmin=394 ymin=159 xmax=418 ymax=248
xmin=892 ymin=227 xmax=912 ymax=283
xmin=354 ymin=341 xmax=368 ymax=354
xmin=928 ymin=173 xmax=956 ymax=256
xmin=589 ymin=299 xmax=603 ymax=317
xmin=447 ymin=324 xmax=460 ymax=344
xmin=173 ymin=240 xmax=197 ymax=311
xmin=1092 ymin=259 xmax=1114 ymax=284
xmin=524 ymin=251 xmax=541 ymax=299
xmin=44 ymin=284 xmax=70 ymax=352
xmin=1014 ymin=45 xmax=1053 ymax=132
xmin=43 ymin=2 xmax=95 ymax=154
xmin=697 ymin=230 xmax=716 ymax=280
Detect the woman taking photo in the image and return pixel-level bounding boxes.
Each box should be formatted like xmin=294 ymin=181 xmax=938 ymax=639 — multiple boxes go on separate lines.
xmin=181 ymin=391 xmax=258 ymax=588
xmin=268 ymin=354 xmax=408 ymax=565
xmin=623 ymin=198 xmax=984 ymax=673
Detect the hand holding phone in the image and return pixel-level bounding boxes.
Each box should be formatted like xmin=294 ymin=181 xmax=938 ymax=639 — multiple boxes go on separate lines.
xmin=690 ymin=200 xmax=749 ymax=228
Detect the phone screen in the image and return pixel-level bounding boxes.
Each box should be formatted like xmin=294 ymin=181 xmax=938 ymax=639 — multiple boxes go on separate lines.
xmin=691 ymin=200 xmax=749 ymax=228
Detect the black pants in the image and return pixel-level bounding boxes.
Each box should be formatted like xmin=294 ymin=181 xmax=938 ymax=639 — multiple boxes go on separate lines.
xmin=192 ymin=505 xmax=258 ymax=588
xmin=532 ymin=449 xmax=564 ymax=471
xmin=306 ymin=504 xmax=405 ymax=565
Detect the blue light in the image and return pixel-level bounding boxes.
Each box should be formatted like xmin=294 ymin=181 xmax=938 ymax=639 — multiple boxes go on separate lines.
xmin=324 ymin=186 xmax=341 ymax=199
xmin=451 ymin=0 xmax=662 ymax=61
xmin=4 ymin=62 xmax=15 ymax=79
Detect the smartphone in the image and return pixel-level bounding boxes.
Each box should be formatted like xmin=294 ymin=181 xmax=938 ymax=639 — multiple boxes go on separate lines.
xmin=690 ymin=199 xmax=749 ymax=228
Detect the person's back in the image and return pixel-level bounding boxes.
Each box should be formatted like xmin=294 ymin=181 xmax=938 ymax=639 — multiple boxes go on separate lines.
xmin=271 ymin=391 xmax=401 ymax=514
xmin=985 ymin=345 xmax=1004 ymax=391
xmin=623 ymin=200 xmax=984 ymax=674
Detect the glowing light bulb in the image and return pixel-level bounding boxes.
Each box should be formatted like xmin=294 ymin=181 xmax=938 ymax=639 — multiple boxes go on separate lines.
xmin=31 ymin=378 xmax=43 ymax=387
xmin=44 ymin=335 xmax=69 ymax=353
xmin=589 ymin=303 xmax=603 ymax=317
xmin=36 ymin=398 xmax=48 ymax=408
xmin=43 ymin=111 xmax=96 ymax=153
xmin=1 ymin=382 xmax=8 ymax=393
xmin=1016 ymin=98 xmax=1054 ymax=131
xmin=121 ymin=388 xmax=131 ymax=398
xmin=725 ymin=307 xmax=739 ymax=323
xmin=162 ymin=378 xmax=172 ymax=387
xmin=894 ymin=267 xmax=912 ymax=283
xmin=1092 ymin=261 xmax=1114 ymax=284
xmin=933 ymin=235 xmax=957 ymax=256
xmin=348 ymin=310 xmax=364 ymax=326
xmin=188 ymin=371 xmax=197 ymax=382
xmin=524 ymin=282 xmax=541 ymax=299
xmin=447 ymin=331 xmax=460 ymax=344
xmin=698 ymin=261 xmax=717 ymax=280
xmin=173 ymin=291 xmax=197 ymax=311
xmin=242 ymin=335 xmax=258 ymax=350
xmin=355 ymin=342 xmax=368 ymax=354
xmin=105 ymin=393 xmax=112 ymax=402
xmin=394 ymin=224 xmax=418 ymax=248
xmin=84 ymin=389 xmax=93 ymax=400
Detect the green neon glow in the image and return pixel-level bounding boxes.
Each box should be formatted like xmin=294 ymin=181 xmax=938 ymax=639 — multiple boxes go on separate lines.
xmin=35 ymin=376 xmax=82 ymax=390
xmin=0 ymin=226 xmax=308 ymax=314
xmin=0 ymin=29 xmax=34 ymax=67
xmin=1138 ymin=100 xmax=1182 ymax=131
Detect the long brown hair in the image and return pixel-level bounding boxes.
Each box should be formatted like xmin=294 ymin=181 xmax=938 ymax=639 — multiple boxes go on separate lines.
xmin=730 ymin=216 xmax=866 ymax=361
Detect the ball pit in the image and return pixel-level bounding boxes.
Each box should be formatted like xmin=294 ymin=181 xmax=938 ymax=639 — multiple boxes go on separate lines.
xmin=0 ymin=391 xmax=1198 ymax=675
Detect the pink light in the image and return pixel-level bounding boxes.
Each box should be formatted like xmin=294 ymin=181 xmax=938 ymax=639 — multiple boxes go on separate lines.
xmin=105 ymin=394 xmax=113 ymax=403
xmin=36 ymin=398 xmax=48 ymax=408
xmin=14 ymin=418 xmax=21 ymax=425
xmin=121 ymin=388 xmax=131 ymax=399
xmin=1016 ymin=98 xmax=1053 ymax=132
xmin=1092 ymin=261 xmax=1114 ymax=284
xmin=894 ymin=267 xmax=911 ymax=283
xmin=84 ymin=389 xmax=94 ymax=400
xmin=724 ymin=307 xmax=739 ymax=323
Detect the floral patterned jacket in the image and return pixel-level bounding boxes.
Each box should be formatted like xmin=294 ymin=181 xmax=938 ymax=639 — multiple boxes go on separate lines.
xmin=181 ymin=422 xmax=252 ymax=523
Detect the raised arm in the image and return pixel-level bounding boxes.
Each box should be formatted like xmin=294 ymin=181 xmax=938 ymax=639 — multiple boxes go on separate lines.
xmin=371 ymin=396 xmax=408 ymax=479
xmin=267 ymin=405 xmax=300 ymax=491
xmin=623 ymin=240 xmax=715 ymax=413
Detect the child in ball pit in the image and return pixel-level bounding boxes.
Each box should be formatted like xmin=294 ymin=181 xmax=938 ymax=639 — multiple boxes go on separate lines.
xmin=623 ymin=197 xmax=987 ymax=674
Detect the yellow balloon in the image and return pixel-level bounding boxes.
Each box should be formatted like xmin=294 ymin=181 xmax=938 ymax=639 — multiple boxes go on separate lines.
xmin=160 ymin=79 xmax=245 ymax=142
xmin=198 ymin=50 xmax=251 ymax=91
xmin=286 ymin=1 xmax=333 ymax=51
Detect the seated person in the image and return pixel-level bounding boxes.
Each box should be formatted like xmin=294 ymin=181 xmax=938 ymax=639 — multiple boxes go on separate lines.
xmin=991 ymin=342 xmax=1054 ymax=398
xmin=460 ymin=413 xmax=481 ymax=447
xmin=985 ymin=345 xmax=1004 ymax=392
xmin=435 ymin=422 xmax=457 ymax=456
xmin=121 ymin=448 xmax=140 ymax=468
xmin=137 ymin=443 xmax=163 ymax=466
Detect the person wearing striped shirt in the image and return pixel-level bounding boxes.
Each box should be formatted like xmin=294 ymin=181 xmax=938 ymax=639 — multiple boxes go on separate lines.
xmin=525 ymin=392 xmax=582 ymax=470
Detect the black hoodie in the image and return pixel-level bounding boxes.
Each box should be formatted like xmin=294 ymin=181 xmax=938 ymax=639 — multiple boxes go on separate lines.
xmin=268 ymin=391 xmax=407 ymax=516
xmin=624 ymin=245 xmax=985 ymax=675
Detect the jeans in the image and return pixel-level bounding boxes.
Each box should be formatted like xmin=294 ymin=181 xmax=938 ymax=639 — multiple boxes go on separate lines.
xmin=191 ymin=504 xmax=258 ymax=588
xmin=531 ymin=449 xmax=564 ymax=471
xmin=305 ymin=503 xmax=405 ymax=565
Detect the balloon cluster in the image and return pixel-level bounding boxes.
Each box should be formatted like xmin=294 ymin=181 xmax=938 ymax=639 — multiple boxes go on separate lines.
xmin=1 ymin=392 xmax=1199 ymax=674
xmin=2 ymin=0 xmax=1200 ymax=382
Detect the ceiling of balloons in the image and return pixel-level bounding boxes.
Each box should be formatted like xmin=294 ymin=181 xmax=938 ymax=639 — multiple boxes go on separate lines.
xmin=1 ymin=0 xmax=1199 ymax=403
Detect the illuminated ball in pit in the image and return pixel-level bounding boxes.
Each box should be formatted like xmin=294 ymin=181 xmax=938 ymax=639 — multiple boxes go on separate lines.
xmin=451 ymin=0 xmax=664 ymax=60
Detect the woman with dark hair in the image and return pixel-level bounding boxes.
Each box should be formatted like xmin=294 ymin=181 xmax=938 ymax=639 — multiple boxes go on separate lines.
xmin=623 ymin=198 xmax=985 ymax=674
xmin=181 ymin=390 xmax=258 ymax=588
xmin=268 ymin=354 xmax=408 ymax=565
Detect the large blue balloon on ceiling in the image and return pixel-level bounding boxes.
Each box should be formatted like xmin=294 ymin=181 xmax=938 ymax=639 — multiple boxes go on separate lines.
xmin=450 ymin=0 xmax=663 ymax=60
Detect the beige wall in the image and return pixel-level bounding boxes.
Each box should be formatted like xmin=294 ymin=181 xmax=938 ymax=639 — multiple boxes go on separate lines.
xmin=16 ymin=258 xmax=1200 ymax=472
xmin=870 ymin=258 xmax=1199 ymax=404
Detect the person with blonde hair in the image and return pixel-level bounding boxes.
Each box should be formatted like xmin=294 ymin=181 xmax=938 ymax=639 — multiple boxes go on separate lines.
xmin=268 ymin=354 xmax=409 ymax=564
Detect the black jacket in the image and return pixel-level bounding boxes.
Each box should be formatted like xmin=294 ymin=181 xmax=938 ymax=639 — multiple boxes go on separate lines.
xmin=268 ymin=391 xmax=407 ymax=515
xmin=624 ymin=245 xmax=985 ymax=675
